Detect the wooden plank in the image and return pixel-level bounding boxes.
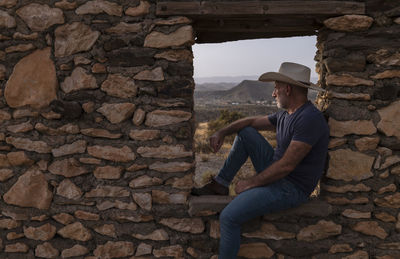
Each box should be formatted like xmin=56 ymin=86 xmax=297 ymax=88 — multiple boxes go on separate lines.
xmin=156 ymin=1 xmax=365 ymax=16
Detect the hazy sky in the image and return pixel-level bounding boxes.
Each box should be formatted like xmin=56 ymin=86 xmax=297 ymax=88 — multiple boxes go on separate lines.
xmin=192 ymin=36 xmax=318 ymax=81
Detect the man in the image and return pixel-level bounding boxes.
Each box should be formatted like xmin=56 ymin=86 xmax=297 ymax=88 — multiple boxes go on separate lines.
xmin=192 ymin=62 xmax=329 ymax=259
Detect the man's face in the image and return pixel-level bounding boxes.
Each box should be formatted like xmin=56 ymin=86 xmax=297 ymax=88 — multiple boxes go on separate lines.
xmin=272 ymin=81 xmax=289 ymax=109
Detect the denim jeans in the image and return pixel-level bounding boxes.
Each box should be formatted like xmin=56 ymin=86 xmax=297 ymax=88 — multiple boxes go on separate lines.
xmin=214 ymin=127 xmax=309 ymax=259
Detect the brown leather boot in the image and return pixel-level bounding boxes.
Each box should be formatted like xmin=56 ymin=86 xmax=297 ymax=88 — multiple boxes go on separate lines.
xmin=191 ymin=178 xmax=229 ymax=196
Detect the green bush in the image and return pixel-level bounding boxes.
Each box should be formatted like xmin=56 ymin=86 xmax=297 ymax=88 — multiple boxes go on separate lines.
xmin=207 ymin=110 xmax=244 ymax=143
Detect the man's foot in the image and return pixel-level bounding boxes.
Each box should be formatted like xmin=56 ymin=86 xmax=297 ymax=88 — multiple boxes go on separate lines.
xmin=191 ymin=178 xmax=229 ymax=196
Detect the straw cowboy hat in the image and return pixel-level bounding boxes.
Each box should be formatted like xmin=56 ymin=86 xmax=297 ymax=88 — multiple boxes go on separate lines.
xmin=259 ymin=62 xmax=323 ymax=92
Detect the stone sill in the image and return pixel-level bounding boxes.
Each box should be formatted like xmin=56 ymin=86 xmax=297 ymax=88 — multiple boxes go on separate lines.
xmin=189 ymin=196 xmax=332 ymax=218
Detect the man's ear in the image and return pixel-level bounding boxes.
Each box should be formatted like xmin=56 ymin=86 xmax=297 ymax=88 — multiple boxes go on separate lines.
xmin=285 ymin=84 xmax=292 ymax=96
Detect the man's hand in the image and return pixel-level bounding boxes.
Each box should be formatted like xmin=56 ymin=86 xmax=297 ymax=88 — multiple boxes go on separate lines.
xmin=209 ymin=131 xmax=225 ymax=153
xmin=235 ymin=179 xmax=254 ymax=194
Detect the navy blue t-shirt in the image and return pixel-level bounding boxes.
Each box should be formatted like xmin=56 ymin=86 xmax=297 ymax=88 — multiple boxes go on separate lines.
xmin=268 ymin=101 xmax=329 ymax=196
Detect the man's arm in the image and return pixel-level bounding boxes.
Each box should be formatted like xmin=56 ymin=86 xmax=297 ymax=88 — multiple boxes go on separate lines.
xmin=210 ymin=115 xmax=275 ymax=153
xmin=235 ymin=140 xmax=312 ymax=194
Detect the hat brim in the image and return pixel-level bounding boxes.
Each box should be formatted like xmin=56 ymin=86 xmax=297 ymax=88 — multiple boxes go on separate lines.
xmin=259 ymin=72 xmax=324 ymax=92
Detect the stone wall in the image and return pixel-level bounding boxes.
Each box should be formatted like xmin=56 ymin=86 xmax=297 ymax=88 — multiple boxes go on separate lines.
xmin=0 ymin=0 xmax=399 ymax=258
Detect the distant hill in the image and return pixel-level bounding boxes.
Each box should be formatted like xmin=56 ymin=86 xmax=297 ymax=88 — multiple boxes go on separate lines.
xmin=195 ymin=80 xmax=318 ymax=104
xmin=195 ymin=75 xmax=259 ymax=84
xmin=195 ymin=82 xmax=236 ymax=92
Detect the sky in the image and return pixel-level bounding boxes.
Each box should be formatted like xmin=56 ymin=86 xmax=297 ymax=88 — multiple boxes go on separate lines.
xmin=192 ymin=36 xmax=318 ymax=83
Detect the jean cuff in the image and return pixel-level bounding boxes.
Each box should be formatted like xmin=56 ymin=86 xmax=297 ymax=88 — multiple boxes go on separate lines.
xmin=214 ymin=175 xmax=230 ymax=188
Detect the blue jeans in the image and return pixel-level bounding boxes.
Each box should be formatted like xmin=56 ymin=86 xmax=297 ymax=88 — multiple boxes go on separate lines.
xmin=214 ymin=127 xmax=308 ymax=259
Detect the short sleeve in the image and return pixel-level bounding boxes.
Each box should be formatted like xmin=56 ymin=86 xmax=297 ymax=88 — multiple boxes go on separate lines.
xmin=268 ymin=113 xmax=278 ymax=126
xmin=292 ymin=113 xmax=325 ymax=146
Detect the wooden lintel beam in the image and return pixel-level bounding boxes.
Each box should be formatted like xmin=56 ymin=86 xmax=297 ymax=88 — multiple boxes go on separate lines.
xmin=156 ymin=1 xmax=365 ymax=16
xmin=195 ymin=31 xmax=316 ymax=43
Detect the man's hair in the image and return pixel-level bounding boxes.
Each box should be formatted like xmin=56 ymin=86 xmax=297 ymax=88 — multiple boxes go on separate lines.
xmin=290 ymin=84 xmax=308 ymax=96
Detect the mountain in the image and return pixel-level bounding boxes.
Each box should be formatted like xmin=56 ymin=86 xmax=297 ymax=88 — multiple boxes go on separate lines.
xmin=195 ymin=82 xmax=237 ymax=92
xmin=194 ymin=75 xmax=259 ymax=84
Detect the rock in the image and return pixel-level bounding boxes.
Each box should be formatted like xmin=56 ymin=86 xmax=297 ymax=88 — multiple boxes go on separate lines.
xmin=342 ymin=209 xmax=371 ymax=219
xmin=55 ymin=22 xmax=100 ymax=57
xmin=149 ymin=161 xmax=194 ymax=173
xmin=374 ymin=193 xmax=400 ymax=208
xmin=377 ymin=100 xmax=400 ymax=138
xmin=85 ymin=186 xmax=130 ymax=198
xmin=145 ymin=110 xmax=192 ymax=127
xmin=74 ymin=210 xmax=99 ymax=221
xmin=327 ymin=92 xmax=370 ymax=101
xmin=342 ymin=250 xmax=369 ymax=259
xmin=97 ymin=103 xmax=136 ymax=124
xmin=152 ymin=190 xmax=187 ymax=204
xmin=35 ymin=242 xmax=59 ymax=258
xmin=5 ymin=242 xmax=29 ymax=253
xmin=105 ymin=22 xmax=142 ymax=34
xmin=24 ymin=223 xmax=56 ymax=241
xmin=93 ymin=166 xmax=122 ymax=179
xmin=0 ymin=219 xmax=20 ymax=229
xmin=52 ymin=140 xmax=87 ymax=157
xmin=87 ymin=145 xmax=136 ymax=162
xmin=56 ymin=179 xmax=83 ymax=200
xmin=81 ymin=128 xmax=122 ymax=139
xmin=49 ymin=158 xmax=88 ymax=177
xmin=6 ymin=137 xmax=51 ymax=153
xmin=61 ymin=67 xmax=97 ymax=93
xmin=367 ymin=49 xmax=400 ymax=66
xmin=129 ymin=129 xmax=161 ymax=141
xmin=61 ymin=245 xmax=88 ymax=258
xmin=76 ymin=0 xmax=122 ymax=16
xmin=0 ymin=10 xmax=16 ymax=28
xmin=165 ymin=174 xmax=194 ymax=190
xmin=153 ymin=245 xmax=183 ymax=258
xmin=96 ymin=200 xmax=137 ymax=211
xmin=327 ymin=149 xmax=374 ymax=182
xmin=132 ymin=229 xmax=169 ymax=241
xmin=297 ymin=220 xmax=342 ymax=242
xmin=155 ymin=16 xmax=192 ymax=25
xmin=377 ymin=242 xmax=400 ymax=250
xmin=3 ymin=169 xmax=52 ymax=209
xmin=7 ymin=121 xmax=33 ymax=133
xmin=125 ymin=1 xmax=150 ymax=16
xmin=129 ymin=175 xmax=163 ymax=188
xmin=324 ymin=15 xmax=373 ymax=31
xmin=329 ymin=244 xmax=353 ymax=254
xmin=326 ymin=74 xmax=374 ymax=87
xmin=13 ymin=32 xmax=39 ymax=40
xmin=371 ymin=70 xmax=400 ymax=79
xmin=93 ymin=241 xmax=134 ymax=258
xmin=134 ymin=67 xmax=164 ymax=81
xmin=0 ymin=0 xmax=17 ymax=8
xmin=137 ymin=145 xmax=192 ymax=159
xmin=12 ymin=109 xmax=39 ymax=119
xmin=380 ymin=155 xmax=400 ymax=169
xmin=238 ymin=243 xmax=275 ymax=259
xmin=0 ymin=169 xmax=13 ymax=182
xmin=57 ymin=222 xmax=92 ymax=241
xmin=326 ymin=196 xmax=369 ymax=205
xmin=352 ymin=221 xmax=388 ymax=239
xmin=324 ymin=53 xmax=366 ymax=73
xmin=101 ymin=74 xmax=137 ymax=98
xmin=16 ymin=3 xmax=64 ymax=31
xmin=52 ymin=213 xmax=75 ymax=225
xmin=93 ymin=224 xmax=116 ymax=238
xmin=322 ymin=183 xmax=371 ymax=193
xmin=0 ymin=154 xmax=10 ymax=167
xmin=5 ymin=48 xmax=57 ymax=109
xmin=144 ymin=25 xmax=194 ymax=48
xmin=0 ymin=110 xmax=11 ymax=123
xmin=5 ymin=43 xmax=36 ymax=53
xmin=355 ymin=137 xmax=380 ymax=151
xmin=132 ymin=108 xmax=146 ymax=126
xmin=375 ymin=212 xmax=396 ymax=222
xmin=378 ymin=184 xmax=397 ymax=194
xmin=7 ymin=151 xmax=34 ymax=167
xmin=160 ymin=218 xmax=204 ymax=234
xmin=243 ymin=223 xmax=295 ymax=240
xmin=136 ymin=243 xmax=152 ymax=256
xmin=155 ymin=49 xmax=193 ymax=62
xmin=132 ymin=193 xmax=152 ymax=211
xmin=328 ymin=118 xmax=376 ymax=137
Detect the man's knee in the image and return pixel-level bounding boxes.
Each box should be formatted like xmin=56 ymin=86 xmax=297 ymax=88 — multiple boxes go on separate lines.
xmin=238 ymin=126 xmax=257 ymax=138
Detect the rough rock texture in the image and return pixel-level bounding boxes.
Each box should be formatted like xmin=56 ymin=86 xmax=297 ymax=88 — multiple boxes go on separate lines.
xmin=377 ymin=100 xmax=400 ymax=139
xmin=87 ymin=145 xmax=136 ymax=162
xmin=101 ymin=74 xmax=137 ymax=98
xmin=24 ymin=223 xmax=57 ymax=241
xmin=93 ymin=241 xmax=134 ymax=258
xmin=329 ymin=118 xmax=376 ymax=137
xmin=3 ymin=169 xmax=53 ymax=209
xmin=57 ymin=222 xmax=92 ymax=241
xmin=97 ymin=103 xmax=136 ymax=124
xmin=238 ymin=243 xmax=275 ymax=259
xmin=145 ymin=110 xmax=192 ymax=127
xmin=327 ymin=149 xmax=374 ymax=181
xmin=323 ymin=15 xmax=373 ymax=32
xmin=76 ymin=0 xmax=122 ymax=16
xmin=61 ymin=67 xmax=98 ymax=93
xmin=144 ymin=25 xmax=194 ymax=48
xmin=297 ymin=220 xmax=342 ymax=241
xmin=55 ymin=22 xmax=100 ymax=57
xmin=16 ymin=3 xmax=64 ymax=31
xmin=4 ymin=48 xmax=57 ymax=109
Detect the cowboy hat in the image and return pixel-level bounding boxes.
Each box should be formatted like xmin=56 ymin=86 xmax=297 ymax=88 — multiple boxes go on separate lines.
xmin=259 ymin=62 xmax=323 ymax=91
